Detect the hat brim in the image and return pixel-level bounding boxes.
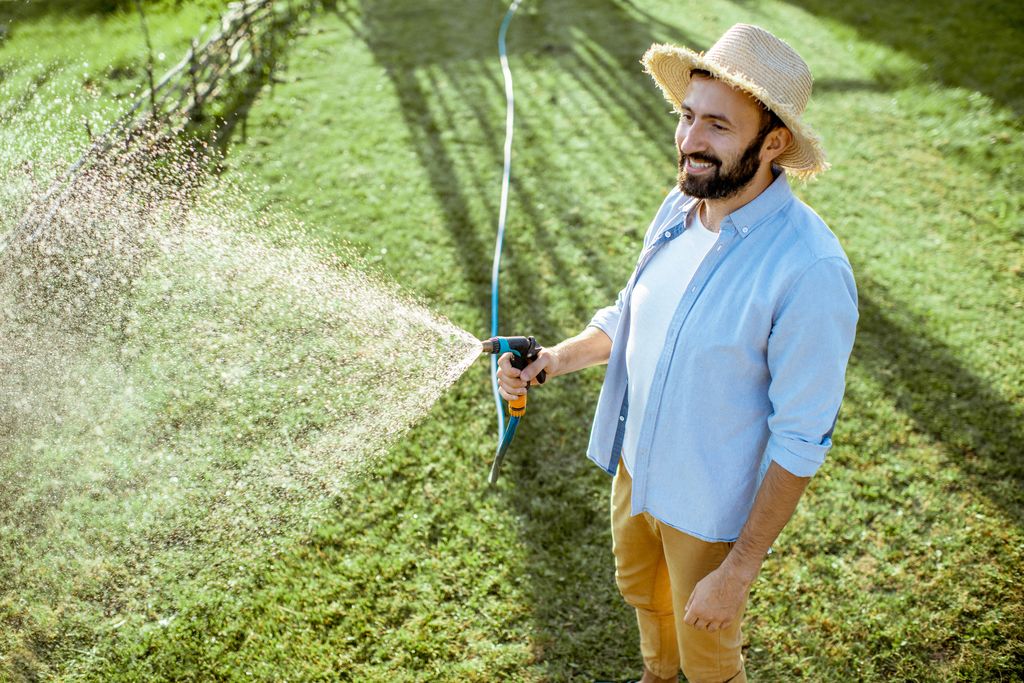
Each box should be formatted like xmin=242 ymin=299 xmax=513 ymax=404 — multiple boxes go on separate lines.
xmin=642 ymin=44 xmax=829 ymax=180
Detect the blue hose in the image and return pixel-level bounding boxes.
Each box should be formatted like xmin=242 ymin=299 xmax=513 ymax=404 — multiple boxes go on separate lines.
xmin=488 ymin=415 xmax=520 ymax=484
xmin=490 ymin=0 xmax=522 ymax=441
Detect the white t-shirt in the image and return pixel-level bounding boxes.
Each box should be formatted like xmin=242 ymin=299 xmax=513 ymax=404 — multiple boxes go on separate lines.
xmin=622 ymin=207 xmax=719 ymax=474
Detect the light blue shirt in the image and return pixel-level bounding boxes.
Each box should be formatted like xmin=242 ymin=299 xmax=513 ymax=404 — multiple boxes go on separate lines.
xmin=622 ymin=208 xmax=718 ymax=476
xmin=586 ymin=171 xmax=858 ymax=542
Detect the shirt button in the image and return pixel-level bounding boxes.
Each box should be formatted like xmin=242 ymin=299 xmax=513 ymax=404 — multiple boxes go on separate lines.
xmin=619 ymin=415 xmax=625 ymax=421
xmin=663 ymin=231 xmax=671 ymax=238
xmin=742 ymin=227 xmax=749 ymax=234
xmin=717 ymin=245 xmax=722 ymax=251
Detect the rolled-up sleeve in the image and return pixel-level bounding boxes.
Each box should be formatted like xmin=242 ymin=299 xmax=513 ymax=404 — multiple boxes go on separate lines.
xmin=587 ymin=284 xmax=627 ymax=340
xmin=764 ymin=257 xmax=859 ymax=477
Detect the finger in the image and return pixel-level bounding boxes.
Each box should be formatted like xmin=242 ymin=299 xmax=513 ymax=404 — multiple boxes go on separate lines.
xmin=498 ymin=372 xmax=528 ymax=394
xmin=524 ymin=358 xmax=557 ymax=385
xmin=520 ymin=356 xmax=548 ymax=384
xmin=497 ymin=382 xmax=525 ymax=399
xmin=496 ymin=364 xmax=524 ymax=386
xmin=497 ymin=352 xmax=519 ymax=376
xmin=497 ymin=370 xmax=524 ymax=388
xmin=499 ymin=374 xmax=530 ymax=397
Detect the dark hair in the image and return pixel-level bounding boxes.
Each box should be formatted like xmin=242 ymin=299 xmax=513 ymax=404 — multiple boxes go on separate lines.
xmin=689 ymin=68 xmax=784 ymax=135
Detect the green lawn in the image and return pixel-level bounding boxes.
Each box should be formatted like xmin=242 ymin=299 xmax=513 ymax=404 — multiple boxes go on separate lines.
xmin=1 ymin=0 xmax=1022 ymax=681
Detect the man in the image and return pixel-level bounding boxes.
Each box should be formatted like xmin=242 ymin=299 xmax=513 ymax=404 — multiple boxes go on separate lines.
xmin=497 ymin=23 xmax=858 ymax=683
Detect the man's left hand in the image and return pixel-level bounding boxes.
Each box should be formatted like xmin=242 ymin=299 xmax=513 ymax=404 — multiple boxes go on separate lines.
xmin=682 ymin=562 xmax=756 ymax=632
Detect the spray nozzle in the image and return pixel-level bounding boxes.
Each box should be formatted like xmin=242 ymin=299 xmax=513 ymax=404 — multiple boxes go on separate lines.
xmin=480 ymin=336 xmax=546 ymax=386
xmin=482 ymin=335 xmax=546 ymax=484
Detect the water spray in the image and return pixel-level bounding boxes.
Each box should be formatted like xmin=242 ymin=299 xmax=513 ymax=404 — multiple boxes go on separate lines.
xmin=480 ymin=336 xmax=546 ymax=483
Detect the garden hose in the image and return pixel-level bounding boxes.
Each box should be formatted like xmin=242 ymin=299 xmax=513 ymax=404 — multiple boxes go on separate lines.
xmin=485 ymin=1 xmax=525 ymax=483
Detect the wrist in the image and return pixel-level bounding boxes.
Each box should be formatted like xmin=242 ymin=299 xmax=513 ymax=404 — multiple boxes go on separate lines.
xmin=545 ymin=346 xmax=563 ymax=378
xmin=722 ymin=544 xmax=763 ymax=586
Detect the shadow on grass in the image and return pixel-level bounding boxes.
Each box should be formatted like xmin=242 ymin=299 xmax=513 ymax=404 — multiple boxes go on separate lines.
xmin=332 ymin=0 xmax=695 ymax=326
xmin=0 ymin=0 xmax=130 ymax=29
xmin=773 ymin=0 xmax=1024 ymax=117
xmin=855 ymin=278 xmax=1024 ymax=525
xmin=328 ymin=0 xmax=685 ymax=677
xmin=193 ymin=4 xmax=330 ymax=165
xmin=326 ymin=0 xmax=1022 ymax=678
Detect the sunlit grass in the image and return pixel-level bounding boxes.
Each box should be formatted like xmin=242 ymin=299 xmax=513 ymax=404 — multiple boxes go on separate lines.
xmin=1 ymin=0 xmax=1021 ymax=681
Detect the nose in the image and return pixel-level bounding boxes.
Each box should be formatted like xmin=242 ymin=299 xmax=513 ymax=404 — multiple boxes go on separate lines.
xmin=678 ymin=121 xmax=707 ymax=158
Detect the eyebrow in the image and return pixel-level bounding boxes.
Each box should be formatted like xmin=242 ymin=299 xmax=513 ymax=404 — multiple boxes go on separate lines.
xmin=680 ymin=104 xmax=734 ymax=127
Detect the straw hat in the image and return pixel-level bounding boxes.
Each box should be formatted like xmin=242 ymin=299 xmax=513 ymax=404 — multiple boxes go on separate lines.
xmin=642 ymin=23 xmax=829 ymax=179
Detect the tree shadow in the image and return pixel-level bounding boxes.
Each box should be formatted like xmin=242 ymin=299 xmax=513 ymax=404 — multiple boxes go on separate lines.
xmin=319 ymin=0 xmax=1023 ymax=678
xmin=774 ymin=0 xmax=1024 ymax=117
xmin=191 ymin=4 xmax=329 ymax=166
xmin=1 ymin=0 xmax=135 ymax=34
xmin=329 ymin=0 xmax=688 ymax=677
xmin=332 ymin=0 xmax=697 ymax=330
xmin=854 ymin=277 xmax=1023 ymax=525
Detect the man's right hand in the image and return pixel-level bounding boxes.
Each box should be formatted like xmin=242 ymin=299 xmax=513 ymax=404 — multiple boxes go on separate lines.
xmin=496 ymin=346 xmax=560 ymax=402
xmin=495 ymin=326 xmax=612 ymax=402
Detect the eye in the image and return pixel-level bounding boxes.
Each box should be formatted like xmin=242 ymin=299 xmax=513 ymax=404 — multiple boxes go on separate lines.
xmin=679 ymin=111 xmax=693 ymax=122
xmin=712 ymin=123 xmax=727 ymax=131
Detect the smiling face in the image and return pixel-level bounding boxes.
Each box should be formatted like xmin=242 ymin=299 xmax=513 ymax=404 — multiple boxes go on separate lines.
xmin=675 ymin=74 xmax=785 ymax=200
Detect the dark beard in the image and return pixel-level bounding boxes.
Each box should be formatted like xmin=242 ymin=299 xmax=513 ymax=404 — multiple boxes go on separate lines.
xmin=678 ymin=126 xmax=771 ymax=200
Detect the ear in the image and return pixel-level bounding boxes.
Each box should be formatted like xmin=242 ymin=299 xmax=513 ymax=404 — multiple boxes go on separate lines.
xmin=762 ymin=127 xmax=793 ymax=164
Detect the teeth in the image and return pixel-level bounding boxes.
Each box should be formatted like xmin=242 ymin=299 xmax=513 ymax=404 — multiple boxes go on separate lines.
xmin=689 ymin=160 xmax=713 ymax=168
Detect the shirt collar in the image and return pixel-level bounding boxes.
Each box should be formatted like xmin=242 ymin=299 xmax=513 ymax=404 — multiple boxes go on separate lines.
xmin=723 ymin=169 xmax=793 ymax=239
xmin=667 ymin=169 xmax=793 ymax=238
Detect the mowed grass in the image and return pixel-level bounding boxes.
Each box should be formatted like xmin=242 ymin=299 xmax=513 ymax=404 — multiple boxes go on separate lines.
xmin=2 ymin=0 xmax=1023 ymax=681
